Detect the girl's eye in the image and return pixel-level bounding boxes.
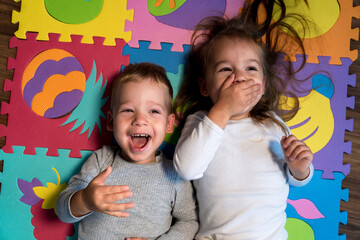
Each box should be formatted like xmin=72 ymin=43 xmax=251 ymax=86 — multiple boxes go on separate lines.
xmin=247 ymin=66 xmax=258 ymax=71
xmin=219 ymin=67 xmax=232 ymax=72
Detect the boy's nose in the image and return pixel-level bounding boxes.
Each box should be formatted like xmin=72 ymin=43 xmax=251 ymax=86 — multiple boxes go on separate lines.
xmin=132 ymin=112 xmax=148 ymax=126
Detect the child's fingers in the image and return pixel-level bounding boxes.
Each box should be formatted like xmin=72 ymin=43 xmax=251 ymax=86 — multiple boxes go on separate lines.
xmin=91 ymin=166 xmax=112 ymax=185
xmin=221 ymin=73 xmax=236 ymax=90
xmin=286 ymin=144 xmax=311 ymax=161
xmin=103 ymin=187 xmax=133 ymax=203
xmin=104 ymin=201 xmax=134 ymax=215
xmin=293 ymin=149 xmax=313 ymax=162
xmin=105 ymin=208 xmax=131 ymax=218
xmin=102 ymin=185 xmax=131 ymax=195
xmin=281 ymin=135 xmax=298 ymax=149
xmin=280 ymin=136 xmax=286 ymax=146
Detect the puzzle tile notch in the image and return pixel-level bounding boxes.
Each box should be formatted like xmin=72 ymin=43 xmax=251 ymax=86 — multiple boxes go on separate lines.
xmin=287 ymin=55 xmax=355 ymax=179
xmin=2 ymin=32 xmax=130 ymax=157
xmin=12 ymin=0 xmax=133 ymax=46
xmin=286 ymin=171 xmax=348 ymax=239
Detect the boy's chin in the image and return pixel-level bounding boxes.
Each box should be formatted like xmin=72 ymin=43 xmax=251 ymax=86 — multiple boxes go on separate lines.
xmin=120 ymin=149 xmax=157 ymax=164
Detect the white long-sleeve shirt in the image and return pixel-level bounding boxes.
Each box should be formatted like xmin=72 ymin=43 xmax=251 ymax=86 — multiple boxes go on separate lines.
xmin=174 ymin=111 xmax=313 ymax=240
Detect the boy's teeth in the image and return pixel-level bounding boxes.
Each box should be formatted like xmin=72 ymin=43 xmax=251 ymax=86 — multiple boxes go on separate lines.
xmin=131 ymin=134 xmax=150 ymax=149
xmin=132 ymin=134 xmax=149 ymax=137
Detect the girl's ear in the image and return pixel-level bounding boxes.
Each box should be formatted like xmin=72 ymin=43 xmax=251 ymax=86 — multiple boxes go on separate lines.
xmin=106 ymin=110 xmax=114 ymax=131
xmin=199 ymin=77 xmax=209 ymax=96
xmin=165 ymin=113 xmax=176 ymax=133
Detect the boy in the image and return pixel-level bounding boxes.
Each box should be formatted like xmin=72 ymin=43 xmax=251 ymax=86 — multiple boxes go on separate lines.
xmin=57 ymin=63 xmax=199 ymax=240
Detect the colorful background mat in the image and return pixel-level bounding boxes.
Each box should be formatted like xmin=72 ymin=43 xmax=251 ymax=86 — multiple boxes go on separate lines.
xmin=0 ymin=0 xmax=359 ymax=239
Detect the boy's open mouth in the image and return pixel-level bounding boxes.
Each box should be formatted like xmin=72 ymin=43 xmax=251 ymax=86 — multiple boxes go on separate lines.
xmin=130 ymin=134 xmax=150 ymax=150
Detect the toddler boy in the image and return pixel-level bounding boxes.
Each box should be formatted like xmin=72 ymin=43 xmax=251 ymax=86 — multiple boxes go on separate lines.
xmin=57 ymin=63 xmax=199 ymax=240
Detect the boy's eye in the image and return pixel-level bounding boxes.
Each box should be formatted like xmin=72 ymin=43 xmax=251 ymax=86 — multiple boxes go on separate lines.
xmin=150 ymin=109 xmax=161 ymax=114
xmin=121 ymin=109 xmax=133 ymax=113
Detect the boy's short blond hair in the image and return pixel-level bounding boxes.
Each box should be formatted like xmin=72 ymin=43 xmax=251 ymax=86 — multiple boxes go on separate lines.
xmin=111 ymin=62 xmax=173 ymax=113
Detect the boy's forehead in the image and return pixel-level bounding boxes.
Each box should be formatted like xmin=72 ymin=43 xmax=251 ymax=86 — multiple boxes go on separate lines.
xmin=117 ymin=77 xmax=167 ymax=92
xmin=113 ymin=77 xmax=173 ymax=111
xmin=116 ymin=80 xmax=169 ymax=102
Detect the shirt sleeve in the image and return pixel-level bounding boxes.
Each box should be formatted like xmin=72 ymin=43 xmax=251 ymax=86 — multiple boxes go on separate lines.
xmin=56 ymin=146 xmax=112 ymax=223
xmin=287 ymin=163 xmax=314 ymax=187
xmin=173 ymin=111 xmax=224 ymax=180
xmin=157 ymin=176 xmax=199 ymax=240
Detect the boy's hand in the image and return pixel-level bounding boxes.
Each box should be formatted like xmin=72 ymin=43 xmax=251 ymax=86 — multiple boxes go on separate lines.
xmin=281 ymin=135 xmax=313 ymax=180
xmin=72 ymin=166 xmax=134 ymax=217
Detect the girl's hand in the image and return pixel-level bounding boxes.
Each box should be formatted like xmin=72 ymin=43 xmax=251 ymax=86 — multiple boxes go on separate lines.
xmin=281 ymin=135 xmax=313 ymax=180
xmin=208 ymin=74 xmax=262 ymax=129
xmin=126 ymin=238 xmax=148 ymax=240
xmin=70 ymin=166 xmax=134 ymax=217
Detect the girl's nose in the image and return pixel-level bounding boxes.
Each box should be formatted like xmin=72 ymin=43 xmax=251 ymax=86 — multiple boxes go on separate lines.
xmin=233 ymin=70 xmax=246 ymax=82
xmin=132 ymin=112 xmax=148 ymax=126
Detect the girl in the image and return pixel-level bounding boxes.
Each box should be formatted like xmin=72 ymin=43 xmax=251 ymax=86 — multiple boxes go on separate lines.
xmin=173 ymin=1 xmax=314 ymax=239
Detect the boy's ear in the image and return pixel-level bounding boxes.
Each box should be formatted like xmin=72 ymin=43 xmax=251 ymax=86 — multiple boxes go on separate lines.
xmin=106 ymin=110 xmax=114 ymax=132
xmin=199 ymin=77 xmax=209 ymax=96
xmin=165 ymin=113 xmax=176 ymax=134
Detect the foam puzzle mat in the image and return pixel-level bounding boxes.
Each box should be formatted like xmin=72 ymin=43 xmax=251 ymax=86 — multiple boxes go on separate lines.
xmin=0 ymin=0 xmax=359 ymax=239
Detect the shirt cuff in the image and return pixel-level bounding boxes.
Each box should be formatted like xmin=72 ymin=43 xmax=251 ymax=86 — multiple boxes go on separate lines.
xmin=68 ymin=191 xmax=93 ymax=220
xmin=287 ymin=163 xmax=314 ymax=187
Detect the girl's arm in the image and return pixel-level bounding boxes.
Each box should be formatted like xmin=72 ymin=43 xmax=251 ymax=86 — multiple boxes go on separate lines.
xmin=174 ymin=111 xmax=224 ymax=180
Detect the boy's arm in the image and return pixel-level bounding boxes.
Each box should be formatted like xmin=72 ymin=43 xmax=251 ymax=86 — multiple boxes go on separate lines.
xmin=56 ymin=146 xmax=133 ymax=223
xmin=174 ymin=111 xmax=224 ymax=180
xmin=56 ymin=150 xmax=101 ymax=223
xmin=70 ymin=166 xmax=134 ymax=218
xmin=56 ymin=171 xmax=93 ymax=223
xmin=157 ymin=177 xmax=199 ymax=240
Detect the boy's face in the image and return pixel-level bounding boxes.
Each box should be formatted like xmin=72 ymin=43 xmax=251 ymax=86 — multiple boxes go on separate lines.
xmin=107 ymin=78 xmax=175 ymax=164
xmin=200 ymin=37 xmax=265 ymax=119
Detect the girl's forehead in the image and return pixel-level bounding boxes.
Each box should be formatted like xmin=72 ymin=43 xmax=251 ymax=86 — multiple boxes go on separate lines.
xmin=214 ymin=36 xmax=260 ymax=50
xmin=210 ymin=37 xmax=263 ymax=59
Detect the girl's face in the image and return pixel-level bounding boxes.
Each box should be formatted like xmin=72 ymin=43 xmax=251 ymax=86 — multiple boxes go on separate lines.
xmin=201 ymin=37 xmax=266 ymax=111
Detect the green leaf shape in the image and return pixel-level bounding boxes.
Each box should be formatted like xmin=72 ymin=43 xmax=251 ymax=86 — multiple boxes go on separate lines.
xmin=45 ymin=0 xmax=103 ymax=24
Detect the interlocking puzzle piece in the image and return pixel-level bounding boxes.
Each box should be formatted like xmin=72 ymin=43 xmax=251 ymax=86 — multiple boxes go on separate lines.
xmin=123 ymin=40 xmax=190 ymax=77
xmin=1 ymin=33 xmax=129 ymax=158
xmin=0 ymin=146 xmax=92 ymax=240
xmin=286 ymin=170 xmax=348 ymax=240
xmin=281 ymin=73 xmax=335 ymax=155
xmin=12 ymin=0 xmax=133 ymax=45
xmin=284 ymin=56 xmax=355 ymax=179
xmin=151 ymin=0 xmax=226 ymax=30
xmin=125 ymin=0 xmax=244 ymax=52
xmin=277 ymin=0 xmax=359 ymax=64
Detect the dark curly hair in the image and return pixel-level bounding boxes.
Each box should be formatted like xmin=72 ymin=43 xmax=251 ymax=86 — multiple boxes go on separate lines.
xmin=173 ymin=0 xmax=311 ymax=134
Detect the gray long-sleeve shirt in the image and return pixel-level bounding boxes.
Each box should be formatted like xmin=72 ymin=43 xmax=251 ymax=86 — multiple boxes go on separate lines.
xmin=57 ymin=145 xmax=198 ymax=240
